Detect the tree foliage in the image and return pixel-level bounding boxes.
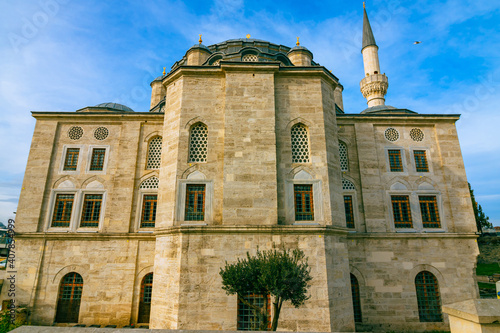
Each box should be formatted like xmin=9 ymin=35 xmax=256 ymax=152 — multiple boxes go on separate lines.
xmin=219 ymin=247 xmax=312 ymax=331
xmin=469 ymin=183 xmax=493 ymax=232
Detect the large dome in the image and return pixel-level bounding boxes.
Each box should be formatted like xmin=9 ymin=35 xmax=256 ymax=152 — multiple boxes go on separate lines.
xmin=94 ymin=102 xmax=134 ymax=112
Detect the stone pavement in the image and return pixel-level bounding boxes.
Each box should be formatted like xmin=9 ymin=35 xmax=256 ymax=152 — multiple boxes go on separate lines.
xmin=11 ymin=327 xmax=358 ymax=333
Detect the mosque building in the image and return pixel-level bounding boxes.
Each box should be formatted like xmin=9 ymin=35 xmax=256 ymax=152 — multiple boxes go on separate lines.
xmin=11 ymin=7 xmax=479 ymax=332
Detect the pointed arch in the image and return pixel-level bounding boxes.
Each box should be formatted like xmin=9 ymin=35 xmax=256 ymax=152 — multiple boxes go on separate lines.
xmin=81 ymin=176 xmax=105 ymax=189
xmin=286 ymin=117 xmax=312 ymax=131
xmin=53 ymin=176 xmax=79 ymax=189
xmin=288 ymin=166 xmax=315 ymax=180
xmin=140 ymin=176 xmax=159 ymax=189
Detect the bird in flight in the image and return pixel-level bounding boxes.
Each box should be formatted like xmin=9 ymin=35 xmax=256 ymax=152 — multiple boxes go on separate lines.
xmin=414 ymin=41 xmax=422 ymax=44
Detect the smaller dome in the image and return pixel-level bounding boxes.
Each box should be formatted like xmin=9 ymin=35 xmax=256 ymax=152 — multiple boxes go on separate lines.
xmin=289 ymin=45 xmax=310 ymax=52
xmin=94 ymin=103 xmax=134 ymax=112
xmin=188 ymin=43 xmax=211 ymax=52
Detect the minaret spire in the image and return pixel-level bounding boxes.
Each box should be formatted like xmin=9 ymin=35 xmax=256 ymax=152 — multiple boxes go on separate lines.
xmin=362 ymin=6 xmax=377 ymax=51
xmin=360 ymin=4 xmax=389 ymax=108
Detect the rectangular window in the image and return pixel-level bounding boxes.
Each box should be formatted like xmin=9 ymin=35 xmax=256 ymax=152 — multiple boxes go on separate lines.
xmin=414 ymin=150 xmax=429 ymax=172
xmin=185 ymin=184 xmax=205 ymax=221
xmin=294 ymin=184 xmax=314 ymax=221
xmin=63 ymin=148 xmax=79 ymax=171
xmin=141 ymin=195 xmax=157 ymax=228
xmin=237 ymin=293 xmax=271 ymax=331
xmin=388 ymin=150 xmax=403 ymax=172
xmin=391 ymin=195 xmax=413 ymax=228
xmin=90 ymin=148 xmax=106 ymax=171
xmin=344 ymin=195 xmax=355 ymax=228
xmin=80 ymin=194 xmax=102 ymax=227
xmin=419 ymin=196 xmax=441 ymax=228
xmin=51 ymin=194 xmax=74 ymax=227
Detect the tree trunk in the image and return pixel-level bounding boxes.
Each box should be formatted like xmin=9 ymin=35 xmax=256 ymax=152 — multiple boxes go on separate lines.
xmin=271 ymin=297 xmax=283 ymax=331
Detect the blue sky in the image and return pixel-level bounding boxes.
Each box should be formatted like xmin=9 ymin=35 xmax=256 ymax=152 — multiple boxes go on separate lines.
xmin=0 ymin=0 xmax=499 ymax=227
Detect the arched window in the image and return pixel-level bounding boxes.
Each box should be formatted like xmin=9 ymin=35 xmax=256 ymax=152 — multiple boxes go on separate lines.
xmin=55 ymin=272 xmax=83 ymax=323
xmin=342 ymin=179 xmax=356 ymax=229
xmin=415 ymin=271 xmax=443 ymax=322
xmin=291 ymin=124 xmax=310 ymax=163
xmin=138 ymin=273 xmax=153 ymax=323
xmin=242 ymin=53 xmax=258 ymax=62
xmin=350 ymin=274 xmax=362 ymax=323
xmin=188 ymin=123 xmax=208 ymax=163
xmin=339 ymin=141 xmax=348 ymax=171
xmin=139 ymin=177 xmax=159 ymax=228
xmin=146 ymin=136 xmax=162 ymax=169
xmin=210 ymin=56 xmax=222 ymax=66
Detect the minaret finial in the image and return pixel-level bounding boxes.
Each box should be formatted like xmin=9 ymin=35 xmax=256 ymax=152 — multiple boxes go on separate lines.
xmin=363 ymin=2 xmax=365 ymax=9
xmin=296 ymin=37 xmax=300 ymax=46
xmin=199 ymin=34 xmax=202 ymax=43
xmin=162 ymin=67 xmax=166 ymax=75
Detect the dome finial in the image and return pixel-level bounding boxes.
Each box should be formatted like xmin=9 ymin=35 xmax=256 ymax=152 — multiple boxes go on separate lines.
xmin=162 ymin=67 xmax=166 ymax=75
xmin=246 ymin=34 xmax=251 ymax=38
xmin=199 ymin=34 xmax=202 ymax=44
xmin=296 ymin=36 xmax=300 ymax=46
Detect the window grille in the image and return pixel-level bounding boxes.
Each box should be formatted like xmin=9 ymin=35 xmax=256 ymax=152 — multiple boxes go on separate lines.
xmin=141 ymin=195 xmax=157 ymax=228
xmin=212 ymin=58 xmax=221 ymax=66
xmin=339 ymin=141 xmax=348 ymax=171
xmin=415 ymin=271 xmax=443 ymax=322
xmin=385 ymin=127 xmax=399 ymax=142
xmin=342 ymin=178 xmax=356 ymax=191
xmin=294 ymin=184 xmax=314 ymax=221
xmin=419 ymin=196 xmax=441 ymax=228
xmin=140 ymin=177 xmax=159 ymax=189
xmin=94 ymin=127 xmax=109 ymax=140
xmin=242 ymin=54 xmax=258 ymax=62
xmin=344 ymin=195 xmax=355 ymax=228
xmin=185 ymin=184 xmax=205 ymax=221
xmin=63 ymin=148 xmax=80 ymax=171
xmin=80 ymin=194 xmax=102 ymax=227
xmin=391 ymin=195 xmax=412 ymax=228
xmin=414 ymin=150 xmax=429 ymax=172
xmin=55 ymin=272 xmax=83 ymax=323
xmin=147 ymin=136 xmax=162 ymax=169
xmin=291 ymin=124 xmax=310 ymax=163
xmin=138 ymin=273 xmax=153 ymax=323
xmin=90 ymin=148 xmax=106 ymax=171
xmin=188 ymin=123 xmax=208 ymax=163
xmin=410 ymin=128 xmax=424 ymax=142
xmin=68 ymin=126 xmax=83 ymax=140
xmin=388 ymin=150 xmax=403 ymax=172
xmin=51 ymin=194 xmax=74 ymax=227
xmin=350 ymin=274 xmax=362 ymax=323
xmin=237 ymin=293 xmax=271 ymax=331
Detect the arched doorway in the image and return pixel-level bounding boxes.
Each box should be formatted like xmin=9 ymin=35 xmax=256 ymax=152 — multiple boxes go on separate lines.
xmin=138 ymin=273 xmax=153 ymax=323
xmin=55 ymin=272 xmax=83 ymax=323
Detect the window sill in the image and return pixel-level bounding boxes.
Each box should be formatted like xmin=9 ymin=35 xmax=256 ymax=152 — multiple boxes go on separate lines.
xmin=180 ymin=222 xmax=208 ymax=226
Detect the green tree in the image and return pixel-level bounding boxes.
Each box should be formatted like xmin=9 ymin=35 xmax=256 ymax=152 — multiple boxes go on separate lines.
xmin=219 ymin=247 xmax=312 ymax=331
xmin=469 ymin=183 xmax=493 ymax=232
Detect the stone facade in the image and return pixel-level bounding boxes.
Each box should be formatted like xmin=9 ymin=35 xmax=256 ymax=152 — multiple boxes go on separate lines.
xmin=11 ymin=31 xmax=479 ymax=333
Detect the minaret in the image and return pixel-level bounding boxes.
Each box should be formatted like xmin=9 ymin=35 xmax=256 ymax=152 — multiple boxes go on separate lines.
xmin=360 ymin=3 xmax=389 ymax=108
